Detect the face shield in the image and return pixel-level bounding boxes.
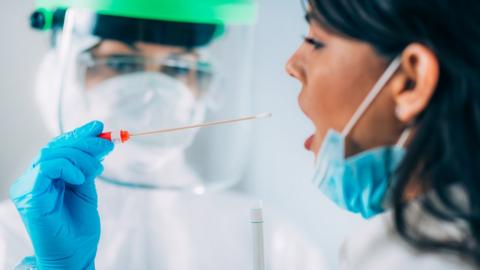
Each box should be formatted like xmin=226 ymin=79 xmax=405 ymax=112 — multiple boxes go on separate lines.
xmin=36 ymin=7 xmax=256 ymax=193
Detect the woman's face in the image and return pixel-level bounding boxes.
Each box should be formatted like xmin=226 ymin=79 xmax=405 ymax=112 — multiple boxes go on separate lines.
xmin=286 ymin=17 xmax=404 ymax=157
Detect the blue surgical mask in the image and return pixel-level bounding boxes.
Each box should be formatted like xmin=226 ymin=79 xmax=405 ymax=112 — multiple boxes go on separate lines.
xmin=312 ymin=57 xmax=410 ymax=219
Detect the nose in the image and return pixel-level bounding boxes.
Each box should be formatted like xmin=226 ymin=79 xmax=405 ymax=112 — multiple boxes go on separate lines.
xmin=285 ymin=60 xmax=296 ymax=78
xmin=285 ymin=50 xmax=304 ymax=82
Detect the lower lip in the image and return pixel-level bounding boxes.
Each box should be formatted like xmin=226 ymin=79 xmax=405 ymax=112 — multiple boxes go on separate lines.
xmin=304 ymin=134 xmax=314 ymax=150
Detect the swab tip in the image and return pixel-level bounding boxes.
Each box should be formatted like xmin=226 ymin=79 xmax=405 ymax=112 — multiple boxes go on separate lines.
xmin=256 ymin=112 xmax=272 ymax=119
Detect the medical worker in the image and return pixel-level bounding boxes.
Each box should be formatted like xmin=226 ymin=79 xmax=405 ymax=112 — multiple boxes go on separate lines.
xmin=285 ymin=0 xmax=480 ymax=269
xmin=1 ymin=0 xmax=326 ymax=269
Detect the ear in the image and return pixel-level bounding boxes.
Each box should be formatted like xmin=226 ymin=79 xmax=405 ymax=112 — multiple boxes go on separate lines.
xmin=389 ymin=44 xmax=440 ymax=124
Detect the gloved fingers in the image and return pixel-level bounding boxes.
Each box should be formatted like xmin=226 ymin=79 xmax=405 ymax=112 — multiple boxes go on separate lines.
xmin=68 ymin=137 xmax=114 ymax=160
xmin=38 ymin=159 xmax=86 ymax=185
xmin=36 ymin=147 xmax=105 ymax=200
xmin=45 ymin=120 xmax=114 ymax=159
xmin=9 ymin=159 xmax=85 ymax=201
xmin=47 ymin=121 xmax=104 ymax=148
xmin=36 ymin=147 xmax=103 ymax=181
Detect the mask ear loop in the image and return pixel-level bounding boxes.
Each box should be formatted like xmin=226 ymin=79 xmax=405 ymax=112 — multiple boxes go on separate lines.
xmin=396 ymin=128 xmax=411 ymax=148
xmin=341 ymin=57 xmax=402 ymax=138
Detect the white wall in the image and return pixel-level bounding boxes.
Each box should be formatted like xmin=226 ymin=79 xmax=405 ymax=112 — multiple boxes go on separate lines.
xmin=0 ymin=0 xmax=50 ymax=200
xmin=0 ymin=1 xmax=365 ymax=269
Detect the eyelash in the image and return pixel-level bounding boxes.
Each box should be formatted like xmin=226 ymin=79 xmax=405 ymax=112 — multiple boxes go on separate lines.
xmin=303 ymin=36 xmax=325 ymax=50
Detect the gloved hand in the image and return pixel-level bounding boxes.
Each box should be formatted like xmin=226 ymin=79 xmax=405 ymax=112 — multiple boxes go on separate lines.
xmin=9 ymin=121 xmax=114 ymax=270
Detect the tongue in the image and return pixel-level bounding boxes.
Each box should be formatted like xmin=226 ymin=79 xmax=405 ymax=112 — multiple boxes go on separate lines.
xmin=305 ymin=135 xmax=314 ymax=150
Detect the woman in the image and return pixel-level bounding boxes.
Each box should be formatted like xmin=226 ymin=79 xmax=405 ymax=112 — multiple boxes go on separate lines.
xmin=10 ymin=0 xmax=480 ymax=269
xmin=286 ymin=0 xmax=479 ymax=269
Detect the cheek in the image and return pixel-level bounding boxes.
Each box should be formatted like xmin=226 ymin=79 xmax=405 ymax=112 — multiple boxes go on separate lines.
xmin=304 ymin=83 xmax=345 ymax=154
xmin=295 ymin=37 xmax=389 ymax=154
xmin=301 ymin=67 xmax=355 ymax=132
xmin=297 ymin=69 xmax=345 ymax=154
xmin=298 ymin=57 xmax=375 ymax=154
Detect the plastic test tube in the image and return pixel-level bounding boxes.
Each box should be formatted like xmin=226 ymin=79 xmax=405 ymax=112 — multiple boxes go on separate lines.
xmin=251 ymin=201 xmax=265 ymax=270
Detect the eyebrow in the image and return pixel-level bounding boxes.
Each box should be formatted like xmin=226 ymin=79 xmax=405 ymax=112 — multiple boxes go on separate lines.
xmin=132 ymin=43 xmax=193 ymax=57
xmin=87 ymin=40 xmax=198 ymax=60
xmin=86 ymin=41 xmax=138 ymax=56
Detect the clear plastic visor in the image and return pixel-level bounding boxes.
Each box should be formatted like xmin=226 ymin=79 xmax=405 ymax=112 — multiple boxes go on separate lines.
xmin=49 ymin=8 xmax=255 ymax=193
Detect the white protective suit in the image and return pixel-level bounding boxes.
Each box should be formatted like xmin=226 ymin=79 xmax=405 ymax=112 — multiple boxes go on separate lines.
xmin=0 ymin=34 xmax=328 ymax=270
xmin=0 ymin=185 xmax=328 ymax=269
xmin=340 ymin=194 xmax=476 ymax=270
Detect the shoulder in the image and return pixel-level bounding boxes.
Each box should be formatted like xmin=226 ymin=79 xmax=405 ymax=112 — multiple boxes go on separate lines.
xmin=340 ymin=211 xmax=475 ymax=270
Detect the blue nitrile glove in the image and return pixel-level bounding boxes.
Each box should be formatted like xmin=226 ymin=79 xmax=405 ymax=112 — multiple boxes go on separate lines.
xmin=9 ymin=121 xmax=114 ymax=270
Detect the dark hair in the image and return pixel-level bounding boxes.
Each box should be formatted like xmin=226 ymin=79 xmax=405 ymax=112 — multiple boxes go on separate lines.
xmin=307 ymin=0 xmax=480 ymax=266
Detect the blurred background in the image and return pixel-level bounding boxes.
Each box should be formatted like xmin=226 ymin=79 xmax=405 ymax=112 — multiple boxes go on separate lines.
xmin=0 ymin=0 xmax=364 ymax=268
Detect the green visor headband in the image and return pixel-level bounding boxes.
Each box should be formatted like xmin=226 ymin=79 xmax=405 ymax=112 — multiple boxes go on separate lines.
xmin=34 ymin=0 xmax=256 ymax=25
xmin=30 ymin=0 xmax=256 ymax=48
xmin=31 ymin=9 xmax=221 ymax=48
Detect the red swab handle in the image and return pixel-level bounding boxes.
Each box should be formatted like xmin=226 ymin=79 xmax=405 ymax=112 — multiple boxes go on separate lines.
xmin=98 ymin=130 xmax=130 ymax=143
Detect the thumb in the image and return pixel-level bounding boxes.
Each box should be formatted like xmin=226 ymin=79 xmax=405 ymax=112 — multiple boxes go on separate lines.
xmin=48 ymin=121 xmax=104 ymax=148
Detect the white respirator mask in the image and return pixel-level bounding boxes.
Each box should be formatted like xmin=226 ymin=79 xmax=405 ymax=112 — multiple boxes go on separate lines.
xmin=85 ymin=71 xmax=205 ymax=149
